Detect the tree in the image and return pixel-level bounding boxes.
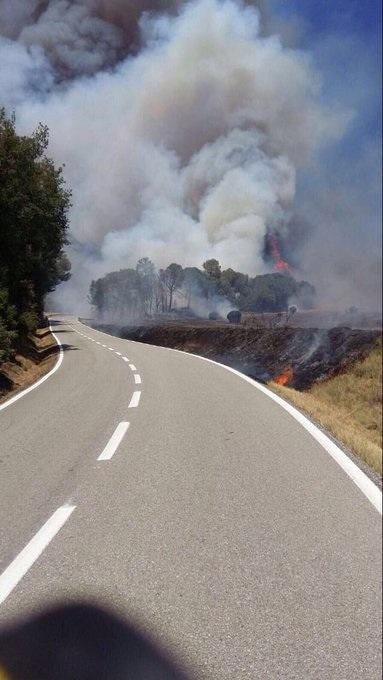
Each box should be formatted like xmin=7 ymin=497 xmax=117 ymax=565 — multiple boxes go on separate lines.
xmin=182 ymin=267 xmax=209 ymax=306
xmin=0 ymin=109 xmax=71 ymax=358
xmin=0 ymin=287 xmax=17 ymax=361
xmin=162 ymin=263 xmax=184 ymax=311
xmin=88 ymin=260 xmax=316 ymax=323
xmin=202 ymin=259 xmax=221 ymax=280
xmin=0 ymin=110 xmax=71 ymax=319
xmin=136 ymin=257 xmax=156 ymax=316
xmin=221 ymin=268 xmax=249 ymax=301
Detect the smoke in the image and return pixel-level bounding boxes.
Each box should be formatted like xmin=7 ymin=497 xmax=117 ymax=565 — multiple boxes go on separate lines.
xmin=0 ymin=1 xmax=179 ymax=76
xmin=1 ymin=0 xmax=376 ymax=312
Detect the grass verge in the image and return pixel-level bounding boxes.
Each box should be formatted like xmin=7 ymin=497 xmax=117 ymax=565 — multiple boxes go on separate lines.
xmin=270 ymin=340 xmax=382 ymax=476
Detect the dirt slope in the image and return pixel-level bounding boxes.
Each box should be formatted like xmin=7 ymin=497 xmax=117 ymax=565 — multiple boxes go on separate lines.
xmin=0 ymin=327 xmax=57 ymax=403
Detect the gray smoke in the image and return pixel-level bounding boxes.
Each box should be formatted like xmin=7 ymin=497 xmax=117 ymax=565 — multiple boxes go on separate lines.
xmin=0 ymin=0 xmax=179 ymax=76
xmin=1 ymin=0 xmax=376 ymax=312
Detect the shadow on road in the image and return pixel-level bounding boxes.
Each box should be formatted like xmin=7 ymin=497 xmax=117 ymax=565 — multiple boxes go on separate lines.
xmin=59 ymin=344 xmax=80 ymax=352
xmin=52 ymin=329 xmax=74 ymax=333
xmin=49 ymin=320 xmax=77 ymax=330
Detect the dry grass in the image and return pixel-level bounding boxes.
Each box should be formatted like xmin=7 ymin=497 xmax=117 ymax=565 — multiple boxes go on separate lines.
xmin=270 ymin=340 xmax=382 ymax=476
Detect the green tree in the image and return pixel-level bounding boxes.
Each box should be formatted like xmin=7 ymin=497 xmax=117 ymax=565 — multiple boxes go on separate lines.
xmin=0 ymin=109 xmax=71 ymax=339
xmin=0 ymin=287 xmax=17 ymax=362
xmin=202 ymin=259 xmax=221 ymax=280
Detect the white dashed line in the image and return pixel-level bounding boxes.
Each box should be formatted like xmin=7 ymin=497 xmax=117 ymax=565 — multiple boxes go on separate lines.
xmin=108 ymin=347 xmax=114 ymax=351
xmin=128 ymin=391 xmax=141 ymax=408
xmin=115 ymin=351 xmax=122 ymax=356
xmin=134 ymin=374 xmax=142 ymax=385
xmin=122 ymin=357 xmax=129 ymax=362
xmin=96 ymin=341 xmax=101 ymax=345
xmin=97 ymin=422 xmax=130 ymax=461
xmin=102 ymin=344 xmax=107 ymax=348
xmin=0 ymin=504 xmax=76 ymax=605
xmin=129 ymin=364 xmax=137 ymax=371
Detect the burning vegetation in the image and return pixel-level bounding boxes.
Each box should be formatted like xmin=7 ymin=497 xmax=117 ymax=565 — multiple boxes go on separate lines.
xmin=274 ymin=367 xmax=294 ymax=386
xmin=265 ymin=233 xmax=290 ymax=273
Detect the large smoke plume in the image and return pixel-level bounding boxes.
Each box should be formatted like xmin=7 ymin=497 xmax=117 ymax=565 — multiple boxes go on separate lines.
xmin=0 ymin=0 xmax=380 ymax=311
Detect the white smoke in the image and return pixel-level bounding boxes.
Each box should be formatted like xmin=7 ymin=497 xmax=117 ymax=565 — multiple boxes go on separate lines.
xmin=0 ymin=0 xmax=350 ymax=310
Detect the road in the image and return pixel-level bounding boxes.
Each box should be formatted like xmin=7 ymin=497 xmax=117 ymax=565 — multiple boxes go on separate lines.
xmin=0 ymin=316 xmax=381 ymax=679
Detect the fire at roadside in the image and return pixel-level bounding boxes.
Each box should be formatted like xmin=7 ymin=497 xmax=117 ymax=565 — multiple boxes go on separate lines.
xmin=85 ymin=319 xmax=381 ymax=391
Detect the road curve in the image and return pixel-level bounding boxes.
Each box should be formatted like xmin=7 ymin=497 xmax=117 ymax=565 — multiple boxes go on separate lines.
xmin=0 ymin=316 xmax=381 ymax=679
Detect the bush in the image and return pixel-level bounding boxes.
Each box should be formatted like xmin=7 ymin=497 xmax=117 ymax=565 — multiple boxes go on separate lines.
xmin=19 ymin=310 xmax=39 ymax=334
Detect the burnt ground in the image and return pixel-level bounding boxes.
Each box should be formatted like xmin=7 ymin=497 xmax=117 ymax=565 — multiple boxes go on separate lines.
xmin=242 ymin=309 xmax=382 ymax=330
xmin=85 ymin=319 xmax=381 ymax=390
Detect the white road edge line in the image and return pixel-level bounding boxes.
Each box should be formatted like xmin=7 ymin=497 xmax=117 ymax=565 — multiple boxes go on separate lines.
xmin=128 ymin=391 xmax=141 ymax=408
xmin=77 ymin=319 xmax=381 ymax=515
xmin=129 ymin=364 xmax=137 ymax=371
xmin=170 ymin=349 xmax=383 ymax=514
xmin=134 ymin=374 xmax=142 ymax=384
xmin=0 ymin=322 xmax=64 ymax=412
xmin=0 ymin=504 xmax=76 ymax=605
xmin=98 ymin=422 xmax=130 ymax=461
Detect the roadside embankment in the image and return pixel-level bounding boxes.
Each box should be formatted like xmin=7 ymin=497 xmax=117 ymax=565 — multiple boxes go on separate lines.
xmin=271 ymin=341 xmax=382 ymax=476
xmin=0 ymin=325 xmax=58 ymax=404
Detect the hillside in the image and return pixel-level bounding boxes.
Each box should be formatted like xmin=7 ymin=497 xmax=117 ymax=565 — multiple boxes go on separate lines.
xmin=271 ymin=342 xmax=382 ymax=476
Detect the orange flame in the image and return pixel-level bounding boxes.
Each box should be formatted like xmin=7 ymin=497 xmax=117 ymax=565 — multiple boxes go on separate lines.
xmin=274 ymin=367 xmax=294 ymax=385
xmin=269 ymin=234 xmax=289 ymax=272
xmin=275 ymin=259 xmax=290 ymax=272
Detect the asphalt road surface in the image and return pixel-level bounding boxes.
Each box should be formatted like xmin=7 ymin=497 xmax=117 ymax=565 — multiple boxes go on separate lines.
xmin=0 ymin=316 xmax=381 ymax=679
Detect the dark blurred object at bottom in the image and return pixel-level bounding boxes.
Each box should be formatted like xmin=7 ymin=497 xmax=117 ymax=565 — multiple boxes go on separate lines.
xmin=0 ymin=603 xmax=191 ymax=680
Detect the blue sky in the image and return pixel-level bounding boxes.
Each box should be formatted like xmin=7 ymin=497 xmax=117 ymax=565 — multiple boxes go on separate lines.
xmin=270 ymin=0 xmax=381 ymax=137
xmin=263 ymin=0 xmax=381 ymax=304
xmin=273 ymin=0 xmax=381 ymax=37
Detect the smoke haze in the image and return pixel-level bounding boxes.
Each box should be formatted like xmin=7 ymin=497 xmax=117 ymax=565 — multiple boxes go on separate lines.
xmin=0 ymin=0 xmax=380 ymax=311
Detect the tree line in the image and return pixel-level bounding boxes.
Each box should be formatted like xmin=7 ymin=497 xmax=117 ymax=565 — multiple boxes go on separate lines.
xmin=0 ymin=110 xmax=71 ymax=361
xmin=89 ymin=258 xmax=316 ymax=321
